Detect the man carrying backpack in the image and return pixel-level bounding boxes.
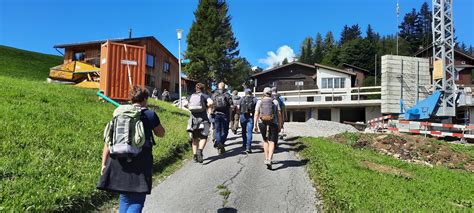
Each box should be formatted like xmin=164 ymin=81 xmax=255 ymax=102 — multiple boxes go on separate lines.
xmin=253 ymin=87 xmax=282 ymax=170
xmin=272 ymin=87 xmax=286 ymax=144
xmin=211 ymin=82 xmax=233 ymax=154
xmin=184 ymin=83 xmax=213 ymax=163
xmin=230 ymin=90 xmax=241 ymax=135
xmin=97 ymin=86 xmax=166 ymax=212
xmin=239 ymin=88 xmax=257 ymax=153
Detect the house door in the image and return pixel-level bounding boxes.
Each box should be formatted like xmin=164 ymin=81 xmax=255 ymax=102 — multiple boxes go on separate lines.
xmin=318 ymin=109 xmax=331 ymax=121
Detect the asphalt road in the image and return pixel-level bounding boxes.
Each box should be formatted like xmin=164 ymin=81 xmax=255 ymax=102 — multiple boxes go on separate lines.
xmin=143 ymin=131 xmax=317 ymax=213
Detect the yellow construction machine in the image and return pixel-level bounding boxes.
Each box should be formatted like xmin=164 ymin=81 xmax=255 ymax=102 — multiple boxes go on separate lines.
xmin=48 ymin=61 xmax=100 ymax=88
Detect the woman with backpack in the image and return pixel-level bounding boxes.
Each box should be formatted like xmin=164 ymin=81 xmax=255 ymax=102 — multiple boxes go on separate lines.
xmin=97 ymin=86 xmax=165 ymax=212
xmin=253 ymin=87 xmax=283 ymax=170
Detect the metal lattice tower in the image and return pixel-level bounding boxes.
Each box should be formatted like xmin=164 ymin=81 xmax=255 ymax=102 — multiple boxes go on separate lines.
xmin=432 ymin=0 xmax=456 ymax=117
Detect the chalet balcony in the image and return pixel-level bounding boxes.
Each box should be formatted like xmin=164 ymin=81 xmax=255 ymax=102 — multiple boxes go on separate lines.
xmin=252 ymin=86 xmax=382 ymax=108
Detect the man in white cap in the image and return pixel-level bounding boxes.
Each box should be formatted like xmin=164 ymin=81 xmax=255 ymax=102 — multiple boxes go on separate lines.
xmin=253 ymin=87 xmax=282 ymax=170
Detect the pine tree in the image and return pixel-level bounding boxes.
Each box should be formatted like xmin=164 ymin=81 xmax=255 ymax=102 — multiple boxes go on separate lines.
xmin=399 ymin=8 xmax=421 ymax=54
xmin=298 ymin=37 xmax=314 ymax=65
xmin=313 ymin=33 xmax=324 ymax=63
xmin=417 ymin=2 xmax=432 ymax=49
xmin=469 ymin=45 xmax=474 ymax=56
xmin=282 ymin=58 xmax=289 ymax=65
xmin=323 ymin=31 xmax=335 ymax=53
xmin=185 ymin=0 xmax=246 ymax=88
xmin=341 ymin=24 xmax=362 ymax=45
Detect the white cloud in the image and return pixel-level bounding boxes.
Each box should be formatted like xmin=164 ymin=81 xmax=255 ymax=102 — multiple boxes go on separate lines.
xmin=258 ymin=45 xmax=296 ymax=69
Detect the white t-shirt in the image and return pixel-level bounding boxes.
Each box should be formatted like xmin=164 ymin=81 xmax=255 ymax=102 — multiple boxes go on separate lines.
xmin=255 ymin=97 xmax=281 ymax=124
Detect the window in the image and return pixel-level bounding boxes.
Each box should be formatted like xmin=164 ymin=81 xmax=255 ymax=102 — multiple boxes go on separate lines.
xmin=163 ymin=61 xmax=170 ymax=73
xmin=327 ymin=78 xmax=333 ymax=88
xmin=73 ymin=51 xmax=85 ymax=61
xmin=334 ymin=78 xmax=340 ymax=88
xmin=295 ymin=81 xmax=304 ymax=86
xmin=145 ymin=73 xmax=155 ymax=87
xmin=322 ymin=77 xmax=345 ymax=89
xmin=146 ymin=54 xmax=155 ymax=68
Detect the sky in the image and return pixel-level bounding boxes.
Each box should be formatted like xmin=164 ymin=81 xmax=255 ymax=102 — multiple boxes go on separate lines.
xmin=1 ymin=0 xmax=473 ymax=69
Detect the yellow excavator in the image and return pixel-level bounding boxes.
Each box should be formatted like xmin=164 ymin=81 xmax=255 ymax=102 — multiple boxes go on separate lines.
xmin=48 ymin=61 xmax=100 ymax=88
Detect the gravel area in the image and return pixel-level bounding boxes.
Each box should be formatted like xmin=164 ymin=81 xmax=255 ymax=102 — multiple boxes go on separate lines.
xmin=284 ymin=118 xmax=358 ymax=138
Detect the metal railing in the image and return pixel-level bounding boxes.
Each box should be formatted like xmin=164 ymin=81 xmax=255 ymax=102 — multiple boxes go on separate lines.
xmin=250 ymin=86 xmax=382 ymax=106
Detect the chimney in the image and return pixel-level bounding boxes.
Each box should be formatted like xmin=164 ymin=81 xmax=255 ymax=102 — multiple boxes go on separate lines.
xmin=128 ymin=28 xmax=132 ymax=39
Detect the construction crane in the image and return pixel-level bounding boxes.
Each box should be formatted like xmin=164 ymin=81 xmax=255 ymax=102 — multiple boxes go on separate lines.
xmin=402 ymin=0 xmax=460 ymax=120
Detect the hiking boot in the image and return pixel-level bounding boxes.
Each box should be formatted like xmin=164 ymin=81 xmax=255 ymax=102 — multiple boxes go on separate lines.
xmin=245 ymin=149 xmax=252 ymax=154
xmin=217 ymin=144 xmax=225 ymax=155
xmin=193 ymin=154 xmax=198 ymax=163
xmin=196 ymin=149 xmax=204 ymax=163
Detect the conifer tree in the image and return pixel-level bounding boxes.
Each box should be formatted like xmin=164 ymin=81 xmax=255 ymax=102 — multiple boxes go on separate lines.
xmin=185 ymin=0 xmax=247 ymax=88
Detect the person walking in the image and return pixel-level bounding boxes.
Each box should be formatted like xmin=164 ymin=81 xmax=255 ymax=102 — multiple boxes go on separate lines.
xmin=230 ymin=90 xmax=241 ymax=134
xmin=184 ymin=83 xmax=213 ymax=163
xmin=161 ymin=89 xmax=170 ymax=102
xmin=253 ymin=87 xmax=282 ymax=170
xmin=97 ymin=86 xmax=166 ymax=212
xmin=211 ymin=82 xmax=233 ymax=154
xmin=152 ymin=87 xmax=158 ymax=100
xmin=272 ymin=87 xmax=286 ymax=144
xmin=239 ymin=88 xmax=257 ymax=153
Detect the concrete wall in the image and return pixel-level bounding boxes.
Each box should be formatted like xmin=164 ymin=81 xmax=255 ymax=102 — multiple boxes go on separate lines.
xmin=381 ymin=55 xmax=430 ymax=114
xmin=365 ymin=106 xmax=382 ymax=122
xmin=331 ymin=108 xmax=340 ymax=122
xmin=317 ymin=68 xmax=352 ymax=91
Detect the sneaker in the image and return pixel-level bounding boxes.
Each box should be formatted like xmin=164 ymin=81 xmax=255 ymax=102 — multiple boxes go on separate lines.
xmin=193 ymin=154 xmax=198 ymax=163
xmin=217 ymin=144 xmax=225 ymax=155
xmin=264 ymin=160 xmax=272 ymax=170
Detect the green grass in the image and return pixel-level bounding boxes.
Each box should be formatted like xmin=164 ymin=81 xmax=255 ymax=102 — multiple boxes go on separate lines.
xmin=300 ymin=136 xmax=474 ymax=211
xmin=0 ymin=46 xmax=190 ymax=211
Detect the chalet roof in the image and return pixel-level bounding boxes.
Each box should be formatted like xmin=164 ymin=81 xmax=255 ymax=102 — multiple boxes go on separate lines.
xmin=314 ymin=63 xmax=356 ymax=76
xmin=251 ymin=61 xmax=315 ymax=77
xmin=251 ymin=61 xmax=356 ymax=78
xmin=341 ymin=63 xmax=370 ymax=73
xmin=53 ymin=36 xmax=178 ymax=61
xmin=414 ymin=44 xmax=474 ymax=61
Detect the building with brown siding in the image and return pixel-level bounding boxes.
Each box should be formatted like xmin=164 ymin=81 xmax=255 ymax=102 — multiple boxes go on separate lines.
xmin=54 ymin=36 xmax=180 ymax=98
xmin=415 ymin=45 xmax=474 ymax=86
xmin=341 ymin=63 xmax=370 ymax=87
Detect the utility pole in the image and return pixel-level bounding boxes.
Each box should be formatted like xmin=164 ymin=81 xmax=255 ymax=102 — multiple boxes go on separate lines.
xmin=176 ymin=29 xmax=183 ymax=108
xmin=396 ymin=0 xmax=400 ymax=55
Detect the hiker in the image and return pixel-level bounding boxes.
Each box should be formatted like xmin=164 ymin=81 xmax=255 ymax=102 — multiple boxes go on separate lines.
xmin=184 ymin=83 xmax=213 ymax=163
xmin=254 ymin=87 xmax=283 ymax=170
xmin=230 ymin=90 xmax=241 ymax=134
xmin=239 ymin=88 xmax=257 ymax=153
xmin=211 ymin=82 xmax=233 ymax=154
xmin=97 ymin=86 xmax=166 ymax=212
xmin=161 ymin=89 xmax=170 ymax=102
xmin=152 ymin=88 xmax=158 ymax=100
xmin=272 ymin=87 xmax=286 ymax=143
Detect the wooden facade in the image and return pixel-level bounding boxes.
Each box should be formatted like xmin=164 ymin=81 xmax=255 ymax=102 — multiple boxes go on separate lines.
xmin=55 ymin=36 xmax=179 ymax=97
xmin=251 ymin=62 xmax=317 ymax=92
xmin=415 ymin=46 xmax=474 ymax=86
xmin=341 ymin=63 xmax=370 ymax=87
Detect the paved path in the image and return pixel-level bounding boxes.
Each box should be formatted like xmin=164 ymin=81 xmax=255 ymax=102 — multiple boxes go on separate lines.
xmin=143 ymin=131 xmax=317 ymax=213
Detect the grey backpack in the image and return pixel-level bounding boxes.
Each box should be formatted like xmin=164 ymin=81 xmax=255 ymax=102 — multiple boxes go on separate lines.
xmin=259 ymin=98 xmax=275 ymax=124
xmin=104 ymin=105 xmax=145 ymax=157
xmin=188 ymin=93 xmax=206 ymax=113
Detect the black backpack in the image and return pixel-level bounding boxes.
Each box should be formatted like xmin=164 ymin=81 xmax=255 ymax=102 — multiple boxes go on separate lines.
xmin=213 ymin=91 xmax=228 ymax=111
xmin=240 ymin=96 xmax=255 ymax=114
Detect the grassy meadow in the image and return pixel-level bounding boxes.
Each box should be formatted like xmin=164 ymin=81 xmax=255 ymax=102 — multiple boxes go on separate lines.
xmin=0 ymin=45 xmax=190 ymax=211
xmin=300 ymin=134 xmax=474 ymax=211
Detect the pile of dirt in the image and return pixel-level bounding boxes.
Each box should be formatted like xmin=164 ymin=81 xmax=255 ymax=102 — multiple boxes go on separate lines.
xmin=331 ymin=133 xmax=474 ymax=172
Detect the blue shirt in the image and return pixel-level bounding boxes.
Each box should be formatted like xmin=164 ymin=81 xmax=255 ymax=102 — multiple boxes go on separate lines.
xmin=140 ymin=108 xmax=161 ymax=147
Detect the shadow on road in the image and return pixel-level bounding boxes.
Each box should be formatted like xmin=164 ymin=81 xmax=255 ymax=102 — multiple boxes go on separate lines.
xmin=217 ymin=207 xmax=237 ymax=213
xmin=271 ymin=159 xmax=309 ymax=171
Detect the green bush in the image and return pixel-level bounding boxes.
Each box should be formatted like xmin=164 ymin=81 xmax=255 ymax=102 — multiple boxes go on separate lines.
xmin=300 ymin=137 xmax=474 ymax=211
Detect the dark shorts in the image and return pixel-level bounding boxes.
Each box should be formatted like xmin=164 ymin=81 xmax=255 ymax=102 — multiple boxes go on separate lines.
xmin=258 ymin=122 xmax=279 ymax=143
xmin=191 ymin=122 xmax=210 ymax=139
